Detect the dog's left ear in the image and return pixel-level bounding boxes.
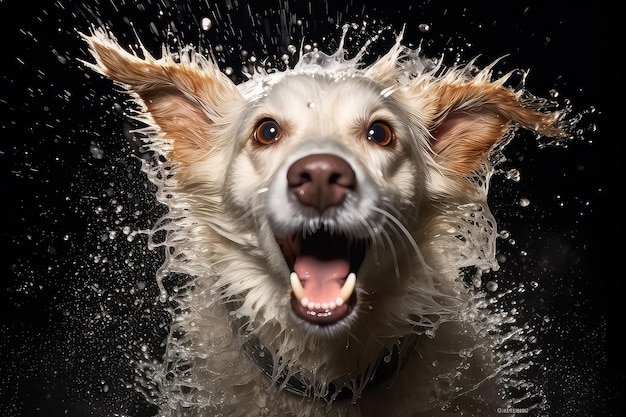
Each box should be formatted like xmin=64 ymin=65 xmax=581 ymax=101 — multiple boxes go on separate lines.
xmin=424 ymin=78 xmax=566 ymax=177
xmin=82 ymin=29 xmax=242 ymax=165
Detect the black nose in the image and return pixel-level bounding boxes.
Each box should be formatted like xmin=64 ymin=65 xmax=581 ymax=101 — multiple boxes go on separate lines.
xmin=286 ymin=154 xmax=356 ymax=214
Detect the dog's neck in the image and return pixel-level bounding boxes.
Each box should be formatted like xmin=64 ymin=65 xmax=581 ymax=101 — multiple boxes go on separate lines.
xmin=243 ymin=332 xmax=421 ymax=403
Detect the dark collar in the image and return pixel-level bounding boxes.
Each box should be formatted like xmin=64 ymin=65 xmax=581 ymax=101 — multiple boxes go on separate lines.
xmin=243 ymin=332 xmax=421 ymax=403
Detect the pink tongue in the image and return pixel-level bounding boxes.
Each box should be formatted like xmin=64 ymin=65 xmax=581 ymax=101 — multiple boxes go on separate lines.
xmin=294 ymin=255 xmax=350 ymax=303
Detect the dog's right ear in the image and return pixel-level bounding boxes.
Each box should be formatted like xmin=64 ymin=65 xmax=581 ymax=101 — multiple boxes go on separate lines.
xmin=82 ymin=29 xmax=243 ymax=164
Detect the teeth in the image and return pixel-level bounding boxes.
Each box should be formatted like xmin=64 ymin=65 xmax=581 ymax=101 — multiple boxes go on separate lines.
xmin=290 ymin=271 xmax=356 ymax=311
xmin=290 ymin=272 xmax=305 ymax=301
xmin=339 ymin=273 xmax=356 ymax=302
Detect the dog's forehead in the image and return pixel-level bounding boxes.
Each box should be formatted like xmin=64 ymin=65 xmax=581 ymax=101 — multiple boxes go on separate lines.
xmin=252 ymin=73 xmax=387 ymax=115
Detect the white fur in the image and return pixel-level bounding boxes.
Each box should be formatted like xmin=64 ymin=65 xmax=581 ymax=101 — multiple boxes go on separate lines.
xmin=84 ymin=26 xmax=565 ymax=417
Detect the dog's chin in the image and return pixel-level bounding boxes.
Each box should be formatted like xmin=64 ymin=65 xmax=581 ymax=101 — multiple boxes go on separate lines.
xmin=276 ymin=227 xmax=367 ymax=326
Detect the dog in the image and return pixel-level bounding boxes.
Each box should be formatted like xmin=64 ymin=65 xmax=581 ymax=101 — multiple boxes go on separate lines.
xmin=83 ymin=26 xmax=565 ymax=416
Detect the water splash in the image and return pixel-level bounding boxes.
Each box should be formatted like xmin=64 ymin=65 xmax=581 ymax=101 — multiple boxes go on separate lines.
xmin=100 ymin=22 xmax=564 ymax=416
xmin=2 ymin=0 xmax=603 ymax=415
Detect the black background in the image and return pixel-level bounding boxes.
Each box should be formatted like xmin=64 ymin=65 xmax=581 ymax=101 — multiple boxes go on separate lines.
xmin=0 ymin=1 xmax=619 ymax=416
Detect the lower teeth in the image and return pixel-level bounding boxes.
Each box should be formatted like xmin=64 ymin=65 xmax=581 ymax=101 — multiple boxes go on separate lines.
xmin=290 ymin=271 xmax=356 ymax=310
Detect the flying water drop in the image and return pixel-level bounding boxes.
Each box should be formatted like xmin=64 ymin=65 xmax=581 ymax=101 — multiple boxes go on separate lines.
xmin=201 ymin=17 xmax=212 ymax=31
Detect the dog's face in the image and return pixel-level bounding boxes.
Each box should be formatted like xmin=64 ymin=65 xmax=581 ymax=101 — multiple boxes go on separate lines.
xmin=84 ymin=30 xmax=565 ymax=384
xmin=225 ymin=72 xmax=431 ymax=329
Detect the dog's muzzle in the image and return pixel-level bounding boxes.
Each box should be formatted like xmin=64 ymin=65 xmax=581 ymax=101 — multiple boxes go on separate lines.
xmin=275 ymin=153 xmax=369 ymax=326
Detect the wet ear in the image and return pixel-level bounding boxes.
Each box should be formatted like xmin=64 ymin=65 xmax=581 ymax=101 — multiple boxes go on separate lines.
xmin=82 ymin=29 xmax=242 ymax=164
xmin=426 ymin=77 xmax=565 ymax=177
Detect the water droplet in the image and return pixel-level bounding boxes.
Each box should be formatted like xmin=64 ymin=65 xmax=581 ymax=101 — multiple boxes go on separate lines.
xmin=486 ymin=281 xmax=498 ymax=292
xmin=306 ymin=100 xmax=315 ymax=108
xmin=505 ymin=168 xmax=521 ymax=182
xmin=201 ymin=17 xmax=212 ymax=31
xmin=418 ymin=23 xmax=430 ymax=32
xmin=519 ymin=198 xmax=530 ymax=207
xmin=89 ymin=144 xmax=104 ymax=159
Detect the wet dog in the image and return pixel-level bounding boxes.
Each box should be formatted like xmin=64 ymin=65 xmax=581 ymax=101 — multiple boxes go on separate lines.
xmin=84 ymin=27 xmax=564 ymax=416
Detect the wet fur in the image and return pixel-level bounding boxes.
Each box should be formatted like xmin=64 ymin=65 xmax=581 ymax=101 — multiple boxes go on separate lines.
xmin=83 ymin=28 xmax=564 ymax=416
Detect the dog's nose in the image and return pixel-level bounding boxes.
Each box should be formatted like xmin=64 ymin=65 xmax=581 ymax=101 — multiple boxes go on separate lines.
xmin=287 ymin=154 xmax=356 ymax=213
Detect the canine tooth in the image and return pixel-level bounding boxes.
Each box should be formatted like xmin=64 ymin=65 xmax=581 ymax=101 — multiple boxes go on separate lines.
xmin=290 ymin=272 xmax=305 ymax=301
xmin=339 ymin=272 xmax=356 ymax=302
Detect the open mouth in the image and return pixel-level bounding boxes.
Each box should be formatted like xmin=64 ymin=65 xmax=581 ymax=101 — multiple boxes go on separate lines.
xmin=277 ymin=228 xmax=367 ymax=325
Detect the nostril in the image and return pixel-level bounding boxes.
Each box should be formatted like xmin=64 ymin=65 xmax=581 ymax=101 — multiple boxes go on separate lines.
xmin=298 ymin=172 xmax=312 ymax=185
xmin=328 ymin=173 xmax=342 ymax=185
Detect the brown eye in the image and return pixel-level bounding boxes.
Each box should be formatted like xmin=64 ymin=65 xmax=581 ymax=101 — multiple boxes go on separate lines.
xmin=254 ymin=118 xmax=281 ymax=145
xmin=366 ymin=121 xmax=394 ymax=146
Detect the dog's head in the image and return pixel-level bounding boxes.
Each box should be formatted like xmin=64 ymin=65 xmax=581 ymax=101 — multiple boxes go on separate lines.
xmin=84 ymin=29 xmax=565 ymax=382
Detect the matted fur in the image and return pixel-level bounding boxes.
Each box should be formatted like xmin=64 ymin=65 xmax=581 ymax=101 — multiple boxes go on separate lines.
xmin=83 ymin=26 xmax=566 ymax=416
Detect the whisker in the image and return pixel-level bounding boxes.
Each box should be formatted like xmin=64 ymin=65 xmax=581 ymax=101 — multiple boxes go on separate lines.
xmin=371 ymin=205 xmax=420 ymax=258
xmin=372 ymin=205 xmax=436 ymax=285
xmin=357 ymin=216 xmax=381 ymax=265
xmin=378 ymin=225 xmax=401 ymax=281
xmin=380 ymin=196 xmax=406 ymax=221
